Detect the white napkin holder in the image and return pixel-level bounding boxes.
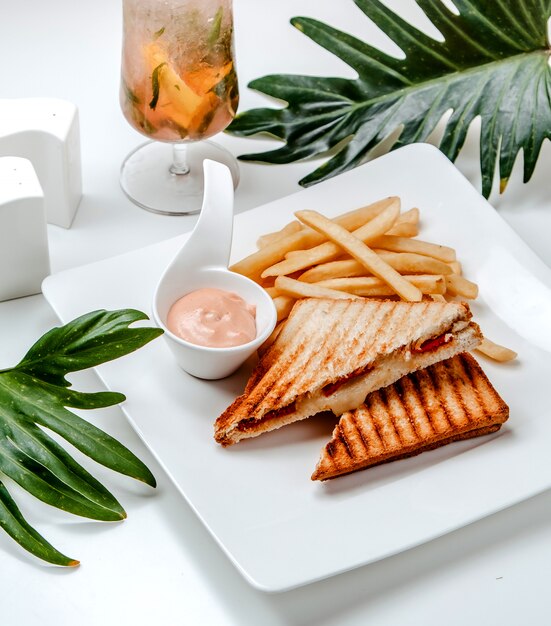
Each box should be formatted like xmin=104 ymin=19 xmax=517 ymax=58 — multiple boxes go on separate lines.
xmin=0 ymin=157 xmax=50 ymax=301
xmin=0 ymin=98 xmax=82 ymax=228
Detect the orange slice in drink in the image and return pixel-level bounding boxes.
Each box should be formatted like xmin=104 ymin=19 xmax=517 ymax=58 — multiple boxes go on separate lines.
xmin=184 ymin=61 xmax=233 ymax=96
xmin=142 ymin=43 xmax=205 ymax=132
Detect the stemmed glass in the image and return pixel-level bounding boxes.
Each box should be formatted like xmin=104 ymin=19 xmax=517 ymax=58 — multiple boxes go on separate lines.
xmin=119 ymin=0 xmax=239 ymax=215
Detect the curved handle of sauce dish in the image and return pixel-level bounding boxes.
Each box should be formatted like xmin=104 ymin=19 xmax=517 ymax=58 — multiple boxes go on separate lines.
xmin=178 ymin=159 xmax=234 ymax=270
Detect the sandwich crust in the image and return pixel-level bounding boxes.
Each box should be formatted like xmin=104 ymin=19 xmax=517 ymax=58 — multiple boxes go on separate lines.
xmin=311 ymin=353 xmax=509 ymax=481
xmin=215 ymin=298 xmax=481 ymax=446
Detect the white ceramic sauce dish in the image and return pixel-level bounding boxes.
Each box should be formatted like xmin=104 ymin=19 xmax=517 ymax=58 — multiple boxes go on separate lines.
xmin=152 ymin=159 xmax=277 ymax=379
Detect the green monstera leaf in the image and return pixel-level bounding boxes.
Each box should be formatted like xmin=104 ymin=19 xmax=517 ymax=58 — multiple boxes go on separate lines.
xmin=0 ymin=309 xmax=162 ymax=566
xmin=228 ymin=0 xmax=551 ymax=197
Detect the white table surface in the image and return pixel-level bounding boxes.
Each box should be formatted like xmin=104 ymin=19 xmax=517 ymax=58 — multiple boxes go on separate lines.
xmin=1 ymin=1 xmax=551 ymax=624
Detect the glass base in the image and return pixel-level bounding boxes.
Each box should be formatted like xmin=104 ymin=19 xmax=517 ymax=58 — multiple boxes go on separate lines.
xmin=120 ymin=140 xmax=240 ymax=215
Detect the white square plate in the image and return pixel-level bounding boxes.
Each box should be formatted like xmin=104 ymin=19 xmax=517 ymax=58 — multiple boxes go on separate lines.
xmin=43 ymin=144 xmax=551 ymax=592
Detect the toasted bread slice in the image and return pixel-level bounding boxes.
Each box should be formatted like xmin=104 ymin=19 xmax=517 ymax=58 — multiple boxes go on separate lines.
xmin=311 ymin=353 xmax=509 ymax=481
xmin=214 ymin=298 xmax=482 ymax=446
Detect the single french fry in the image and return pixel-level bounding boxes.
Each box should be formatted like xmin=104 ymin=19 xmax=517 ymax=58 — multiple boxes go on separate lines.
xmin=294 ymin=210 xmax=423 ymax=301
xmin=275 ymin=276 xmax=362 ymax=301
xmin=373 ymin=235 xmax=456 ymax=263
xmin=445 ymin=274 xmax=478 ymax=299
xmin=476 ymin=337 xmax=517 ymax=362
xmin=298 ymin=258 xmax=365 ymax=282
xmin=429 ymin=293 xmax=447 ymax=302
xmin=262 ymin=199 xmax=401 ymax=278
xmin=315 ymin=274 xmax=445 ymax=297
xmin=272 ymin=295 xmax=296 ymax=322
xmin=259 ymin=275 xmax=276 ymax=288
xmin=264 ymin=286 xmax=281 ymax=297
xmin=378 ymin=251 xmax=452 ymax=275
xmin=231 ymin=228 xmax=321 ymax=282
xmin=396 ymin=207 xmax=420 ymax=225
xmin=298 ymin=252 xmax=452 ymax=283
xmin=257 ymin=221 xmax=303 ymax=249
xmin=285 ymin=249 xmax=310 ymax=259
xmin=280 ymin=208 xmax=411 ymax=255
xmin=447 ymin=261 xmax=462 ymax=275
xmin=230 ymin=196 xmax=399 ymax=280
xmin=386 ymin=222 xmax=419 ymax=238
xmin=258 ymin=321 xmax=285 ymax=355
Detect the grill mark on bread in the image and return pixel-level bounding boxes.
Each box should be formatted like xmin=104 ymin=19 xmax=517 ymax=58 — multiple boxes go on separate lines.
xmin=442 ymin=356 xmax=482 ymax=430
xmin=342 ymin=410 xmax=366 ymax=462
xmin=351 ymin=410 xmax=370 ymax=454
xmin=337 ymin=427 xmax=353 ymax=459
xmin=312 ymin=353 xmax=509 ymax=481
xmin=313 ymin=424 xmax=503 ymax=480
xmin=407 ymin=369 xmax=436 ymax=437
xmin=381 ymin=386 xmax=405 ymax=447
xmin=393 ymin=382 xmax=418 ymax=445
xmin=367 ymin=402 xmax=386 ymax=453
xmin=458 ymin=353 xmax=488 ymax=411
xmin=396 ymin=376 xmax=422 ymax=442
xmin=374 ymin=301 xmax=407 ymax=355
xmin=219 ymin=323 xmax=481 ymax=444
xmin=406 ymin=375 xmax=425 ymax=438
xmin=354 ymin=406 xmax=381 ymax=458
xmin=372 ymin=392 xmax=399 ymax=452
xmin=460 ymin=353 xmax=509 ymax=419
xmin=294 ymin=302 xmax=344 ymax=386
xmin=257 ymin=299 xmax=360 ymax=415
xmin=215 ymin=299 xmax=480 ymax=445
xmin=446 ymin=356 xmax=474 ymax=428
xmin=361 ymin=301 xmax=399 ymax=357
xmin=326 ymin=434 xmax=338 ymax=460
xmin=406 ymin=300 xmax=433 ymax=352
xmin=425 ymin=363 xmax=454 ymax=434
xmin=314 ymin=300 xmax=361 ymax=389
xmin=460 ymin=353 xmax=475 ymax=385
xmin=282 ymin=299 xmax=351 ymax=402
xmin=252 ymin=300 xmax=345 ymax=414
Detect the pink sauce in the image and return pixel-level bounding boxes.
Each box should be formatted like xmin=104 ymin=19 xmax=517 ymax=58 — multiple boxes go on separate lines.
xmin=166 ymin=287 xmax=256 ymax=348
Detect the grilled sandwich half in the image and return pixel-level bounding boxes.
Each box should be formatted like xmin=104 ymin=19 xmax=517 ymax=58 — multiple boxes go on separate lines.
xmin=214 ymin=298 xmax=482 ymax=446
xmin=311 ymin=353 xmax=509 ymax=481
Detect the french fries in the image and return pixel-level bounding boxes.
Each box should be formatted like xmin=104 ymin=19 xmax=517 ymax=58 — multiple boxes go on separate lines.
xmin=447 ymin=261 xmax=462 ymax=275
xmin=295 ymin=210 xmax=423 ymax=302
xmin=272 ymin=295 xmax=296 ymax=322
xmin=476 ymin=337 xmax=517 ymax=363
xmin=445 ymin=274 xmax=479 ymax=299
xmin=257 ymin=221 xmax=302 ymax=249
xmin=298 ymin=252 xmax=452 ymax=283
xmin=314 ymin=274 xmax=445 ymax=297
xmin=373 ymin=235 xmax=456 ymax=262
xmin=386 ymin=222 xmax=419 ymax=238
xmin=396 ymin=207 xmax=420 ymax=225
xmin=262 ymin=200 xmax=401 ymax=278
xmin=230 ymin=196 xmax=399 ymax=280
xmin=230 ymin=195 xmax=516 ymax=361
xmin=275 ymin=276 xmax=362 ymax=301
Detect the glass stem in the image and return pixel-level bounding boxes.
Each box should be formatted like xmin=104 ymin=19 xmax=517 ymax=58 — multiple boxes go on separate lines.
xmin=170 ymin=144 xmax=190 ymax=175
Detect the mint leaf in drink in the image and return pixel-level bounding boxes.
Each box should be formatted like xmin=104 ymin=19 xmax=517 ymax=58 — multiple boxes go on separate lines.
xmin=149 ymin=62 xmax=167 ymax=110
xmin=122 ymin=80 xmax=140 ymax=105
xmin=208 ymin=7 xmax=223 ymax=48
xmin=153 ymin=26 xmax=165 ymax=40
